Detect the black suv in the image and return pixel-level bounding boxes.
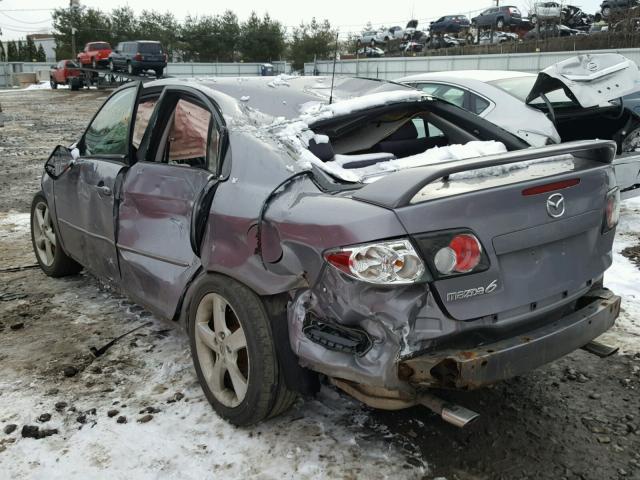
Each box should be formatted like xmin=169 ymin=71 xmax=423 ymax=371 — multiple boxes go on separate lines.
xmin=429 ymin=15 xmax=471 ymax=34
xmin=601 ymin=0 xmax=640 ymax=17
xmin=471 ymin=6 xmax=523 ymax=29
xmin=109 ymin=41 xmax=167 ymax=77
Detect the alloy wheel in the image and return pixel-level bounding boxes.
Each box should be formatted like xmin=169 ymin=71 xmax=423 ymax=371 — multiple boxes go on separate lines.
xmin=194 ymin=293 xmax=250 ymax=408
xmin=32 ymin=201 xmax=56 ymax=266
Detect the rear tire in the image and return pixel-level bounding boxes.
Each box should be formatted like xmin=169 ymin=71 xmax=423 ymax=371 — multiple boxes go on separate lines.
xmin=109 ymin=60 xmax=115 ymax=72
xmin=497 ymin=18 xmax=505 ymax=29
xmin=30 ymin=193 xmax=81 ymax=277
xmin=91 ymin=58 xmax=97 ymax=69
xmin=155 ymin=67 xmax=164 ymax=78
xmin=188 ymin=274 xmax=296 ymax=426
xmin=127 ymin=62 xmax=135 ymax=75
xmin=50 ymin=79 xmax=57 ymax=89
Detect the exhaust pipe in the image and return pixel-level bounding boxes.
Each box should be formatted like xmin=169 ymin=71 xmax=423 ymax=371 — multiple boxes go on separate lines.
xmin=418 ymin=393 xmax=480 ymax=428
xmin=330 ymin=378 xmax=479 ymax=428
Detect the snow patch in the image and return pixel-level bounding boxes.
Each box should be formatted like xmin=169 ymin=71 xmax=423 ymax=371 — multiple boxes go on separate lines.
xmin=0 ymin=212 xmax=30 ymax=239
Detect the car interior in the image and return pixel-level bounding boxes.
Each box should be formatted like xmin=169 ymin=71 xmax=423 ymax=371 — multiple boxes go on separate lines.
xmin=307 ymin=103 xmax=521 ymax=172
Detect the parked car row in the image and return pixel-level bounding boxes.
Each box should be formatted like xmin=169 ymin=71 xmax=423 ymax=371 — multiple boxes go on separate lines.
xmin=357 ymin=0 xmax=640 ymax=56
xmin=76 ymin=40 xmax=167 ymax=77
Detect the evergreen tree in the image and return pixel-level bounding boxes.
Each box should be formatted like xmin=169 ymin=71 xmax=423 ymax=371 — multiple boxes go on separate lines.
xmin=7 ymin=41 xmax=17 ymax=62
xmin=36 ymin=44 xmax=47 ymax=62
xmin=26 ymin=36 xmax=38 ymax=62
xmin=289 ymin=18 xmax=337 ymax=71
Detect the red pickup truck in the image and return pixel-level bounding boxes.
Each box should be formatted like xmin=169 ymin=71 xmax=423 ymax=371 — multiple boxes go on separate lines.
xmin=50 ymin=60 xmax=83 ymax=91
xmin=77 ymin=41 xmax=112 ymax=69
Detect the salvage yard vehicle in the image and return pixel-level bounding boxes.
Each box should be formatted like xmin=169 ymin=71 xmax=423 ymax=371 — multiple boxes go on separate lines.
xmin=109 ymin=40 xmax=167 ymax=77
xmin=77 ymin=41 xmax=112 ymax=69
xmin=429 ymin=15 xmax=471 ymax=34
xmin=530 ymin=2 xmax=562 ymax=24
xmin=32 ymin=74 xmax=623 ymax=427
xmin=472 ymin=5 xmax=523 ymax=30
xmin=398 ymin=54 xmax=640 ymax=197
xmin=50 ymin=60 xmax=83 ymax=91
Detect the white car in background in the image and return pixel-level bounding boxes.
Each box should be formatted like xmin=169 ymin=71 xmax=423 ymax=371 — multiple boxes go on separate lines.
xmin=397 ymin=54 xmax=640 ymax=197
xmin=397 ymin=69 xmax=561 ymax=147
xmin=530 ymin=2 xmax=563 ymax=24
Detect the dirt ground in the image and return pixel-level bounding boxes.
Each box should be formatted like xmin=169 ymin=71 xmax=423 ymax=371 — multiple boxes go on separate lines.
xmin=1 ymin=88 xmax=639 ymax=480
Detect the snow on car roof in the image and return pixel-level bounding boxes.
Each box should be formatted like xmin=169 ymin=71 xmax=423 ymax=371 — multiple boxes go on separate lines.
xmin=399 ymin=70 xmax=534 ymax=83
xmin=148 ymin=76 xmax=415 ymax=123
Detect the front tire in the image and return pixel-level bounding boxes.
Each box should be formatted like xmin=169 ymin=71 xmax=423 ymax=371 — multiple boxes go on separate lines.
xmin=30 ymin=193 xmax=81 ymax=277
xmin=188 ymin=274 xmax=295 ymax=426
xmin=50 ymin=79 xmax=57 ymax=89
xmin=109 ymin=59 xmax=115 ymax=72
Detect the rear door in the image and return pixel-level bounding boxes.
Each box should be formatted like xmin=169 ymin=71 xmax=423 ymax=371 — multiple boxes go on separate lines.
xmin=117 ymin=86 xmax=224 ymax=319
xmin=53 ymin=82 xmax=143 ymax=283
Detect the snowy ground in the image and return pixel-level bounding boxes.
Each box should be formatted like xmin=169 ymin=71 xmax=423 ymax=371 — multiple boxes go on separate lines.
xmin=0 ymin=89 xmax=639 ymax=480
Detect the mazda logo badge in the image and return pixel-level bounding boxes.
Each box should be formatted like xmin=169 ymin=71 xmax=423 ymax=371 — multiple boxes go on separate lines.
xmin=546 ymin=193 xmax=565 ymax=218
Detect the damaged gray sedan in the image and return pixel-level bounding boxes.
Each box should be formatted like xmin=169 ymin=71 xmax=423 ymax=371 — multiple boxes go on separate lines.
xmin=32 ymin=75 xmax=622 ymax=426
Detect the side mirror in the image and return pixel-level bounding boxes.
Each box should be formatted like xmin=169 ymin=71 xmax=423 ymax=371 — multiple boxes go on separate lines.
xmin=44 ymin=145 xmax=75 ymax=179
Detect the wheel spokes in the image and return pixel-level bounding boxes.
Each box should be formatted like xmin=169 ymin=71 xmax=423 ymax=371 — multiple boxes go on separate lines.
xmin=209 ymin=357 xmax=226 ymax=394
xmin=212 ymin=295 xmax=229 ymax=335
xmin=225 ymin=328 xmax=247 ymax=352
xmin=196 ymin=323 xmax=220 ymax=354
xmin=226 ymin=361 xmax=248 ymax=400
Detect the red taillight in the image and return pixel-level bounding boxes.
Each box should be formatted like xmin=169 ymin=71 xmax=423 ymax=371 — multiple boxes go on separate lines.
xmin=522 ymin=178 xmax=580 ymax=196
xmin=134 ymin=53 xmax=142 ymax=61
xmin=604 ymin=188 xmax=620 ymax=232
xmin=434 ymin=234 xmax=482 ymax=275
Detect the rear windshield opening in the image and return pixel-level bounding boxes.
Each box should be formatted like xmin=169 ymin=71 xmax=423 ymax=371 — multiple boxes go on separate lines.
xmin=306 ymin=104 xmax=509 ymax=183
xmin=90 ymin=42 xmax=110 ymax=50
xmin=138 ymin=43 xmax=163 ymax=54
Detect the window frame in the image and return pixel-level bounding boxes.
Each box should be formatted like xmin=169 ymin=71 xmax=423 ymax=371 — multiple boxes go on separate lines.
xmin=413 ymin=81 xmax=495 ymax=117
xmin=77 ymin=82 xmax=143 ymax=164
xmin=135 ymin=85 xmax=228 ymax=177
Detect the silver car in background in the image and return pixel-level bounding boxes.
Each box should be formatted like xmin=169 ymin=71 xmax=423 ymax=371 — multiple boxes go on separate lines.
xmin=398 ymin=69 xmax=561 ymax=147
xmin=398 ymin=54 xmax=640 ymax=197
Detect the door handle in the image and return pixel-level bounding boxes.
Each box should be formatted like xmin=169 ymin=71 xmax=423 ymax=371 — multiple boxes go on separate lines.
xmin=96 ymin=184 xmax=112 ymax=196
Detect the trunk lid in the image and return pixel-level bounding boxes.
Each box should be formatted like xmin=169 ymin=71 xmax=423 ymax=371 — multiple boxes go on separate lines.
xmin=353 ymin=140 xmax=617 ymax=321
xmin=526 ymin=53 xmax=640 ymax=108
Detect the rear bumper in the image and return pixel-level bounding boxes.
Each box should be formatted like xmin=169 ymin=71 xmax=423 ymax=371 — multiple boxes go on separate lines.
xmin=401 ymin=289 xmax=621 ymax=389
xmin=132 ymin=61 xmax=166 ymax=70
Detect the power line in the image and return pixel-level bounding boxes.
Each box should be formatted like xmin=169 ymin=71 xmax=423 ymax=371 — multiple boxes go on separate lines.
xmin=0 ymin=11 xmax=52 ymax=25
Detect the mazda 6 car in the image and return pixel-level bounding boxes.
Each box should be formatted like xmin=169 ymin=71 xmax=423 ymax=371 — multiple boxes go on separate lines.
xmin=32 ymin=72 xmax=622 ymax=426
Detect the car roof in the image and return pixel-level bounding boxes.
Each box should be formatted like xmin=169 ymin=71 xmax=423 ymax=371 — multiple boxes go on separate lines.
xmin=145 ymin=76 xmax=413 ymax=124
xmin=398 ymin=70 xmax=534 ymax=83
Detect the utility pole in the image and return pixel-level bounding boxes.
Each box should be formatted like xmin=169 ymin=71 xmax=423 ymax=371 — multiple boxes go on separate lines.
xmin=70 ymin=0 xmax=79 ymax=58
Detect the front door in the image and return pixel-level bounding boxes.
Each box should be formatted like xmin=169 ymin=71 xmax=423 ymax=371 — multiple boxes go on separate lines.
xmin=53 ymin=83 xmax=142 ymax=283
xmin=117 ymin=87 xmax=224 ymax=319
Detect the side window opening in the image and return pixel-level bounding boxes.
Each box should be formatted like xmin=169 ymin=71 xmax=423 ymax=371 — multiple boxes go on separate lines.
xmin=155 ymin=98 xmax=219 ymax=172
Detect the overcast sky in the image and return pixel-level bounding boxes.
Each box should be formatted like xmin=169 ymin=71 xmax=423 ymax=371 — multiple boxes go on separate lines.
xmin=1 ymin=0 xmax=604 ymax=40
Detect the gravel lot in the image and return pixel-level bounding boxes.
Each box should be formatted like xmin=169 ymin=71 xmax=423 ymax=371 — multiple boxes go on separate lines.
xmin=1 ymin=88 xmax=639 ymax=480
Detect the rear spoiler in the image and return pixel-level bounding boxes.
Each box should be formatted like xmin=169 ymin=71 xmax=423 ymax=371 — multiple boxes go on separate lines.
xmin=352 ymin=140 xmax=616 ymax=209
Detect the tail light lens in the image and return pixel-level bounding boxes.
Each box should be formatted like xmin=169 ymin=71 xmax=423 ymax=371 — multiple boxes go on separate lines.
xmin=603 ymin=188 xmax=620 ymax=232
xmin=134 ymin=53 xmax=142 ymax=61
xmin=413 ymin=229 xmax=490 ymax=279
xmin=324 ymin=239 xmax=425 ymax=284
